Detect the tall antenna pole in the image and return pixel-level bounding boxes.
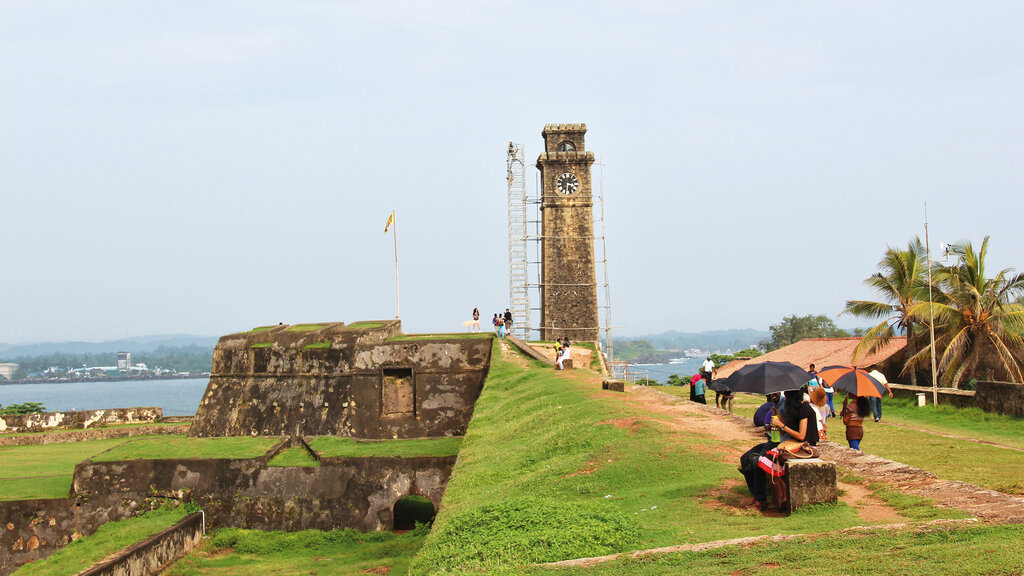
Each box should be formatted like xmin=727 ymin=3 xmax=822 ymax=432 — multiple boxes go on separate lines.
xmin=925 ymin=203 xmax=937 ymax=405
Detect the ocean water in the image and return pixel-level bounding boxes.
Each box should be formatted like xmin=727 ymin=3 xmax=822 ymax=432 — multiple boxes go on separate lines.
xmin=0 ymin=378 xmax=209 ymax=417
xmin=625 ymin=356 xmax=704 ymax=384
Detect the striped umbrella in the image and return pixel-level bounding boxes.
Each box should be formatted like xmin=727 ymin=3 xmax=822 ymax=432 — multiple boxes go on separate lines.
xmin=816 ymin=365 xmax=886 ymax=397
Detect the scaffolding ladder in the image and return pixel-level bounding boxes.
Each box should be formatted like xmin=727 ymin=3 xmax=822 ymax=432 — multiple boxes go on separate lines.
xmin=507 ymin=142 xmax=530 ymax=340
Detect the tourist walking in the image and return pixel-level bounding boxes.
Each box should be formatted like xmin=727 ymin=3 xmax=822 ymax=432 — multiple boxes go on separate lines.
xmin=492 ymin=314 xmax=501 ymax=336
xmin=503 ymin=308 xmax=513 ymax=335
xmin=471 ymin=308 xmax=480 ymax=332
xmin=867 ymin=369 xmax=894 ymax=422
xmin=841 ymin=393 xmax=870 ymax=450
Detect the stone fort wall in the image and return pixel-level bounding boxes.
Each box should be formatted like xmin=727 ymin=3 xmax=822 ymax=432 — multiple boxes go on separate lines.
xmin=189 ymin=320 xmax=491 ymax=438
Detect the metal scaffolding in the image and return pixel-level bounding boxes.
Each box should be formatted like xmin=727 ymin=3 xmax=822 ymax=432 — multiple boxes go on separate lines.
xmin=506 ymin=142 xmax=530 ymax=340
xmin=507 ymin=153 xmax=615 ymax=363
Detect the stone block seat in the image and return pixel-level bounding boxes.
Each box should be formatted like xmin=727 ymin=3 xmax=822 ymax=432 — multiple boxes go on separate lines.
xmin=602 ymin=380 xmax=625 ymax=392
xmin=784 ymin=457 xmax=838 ymax=512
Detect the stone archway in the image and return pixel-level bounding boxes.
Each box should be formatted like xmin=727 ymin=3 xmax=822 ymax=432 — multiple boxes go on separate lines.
xmin=392 ymin=494 xmax=436 ymax=531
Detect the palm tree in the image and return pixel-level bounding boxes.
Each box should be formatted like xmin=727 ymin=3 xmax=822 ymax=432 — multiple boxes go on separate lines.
xmin=907 ymin=236 xmax=1024 ymax=387
xmin=843 ymin=238 xmax=927 ymax=385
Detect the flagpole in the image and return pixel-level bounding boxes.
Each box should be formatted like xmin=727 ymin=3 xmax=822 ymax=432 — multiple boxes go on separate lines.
xmin=393 ymin=211 xmax=400 ymax=319
xmin=925 ymin=203 xmax=937 ymax=405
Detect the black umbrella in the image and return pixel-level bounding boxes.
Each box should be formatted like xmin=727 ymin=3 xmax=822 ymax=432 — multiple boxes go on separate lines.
xmin=707 ymin=378 xmax=732 ymax=393
xmin=722 ymin=361 xmax=812 ymax=395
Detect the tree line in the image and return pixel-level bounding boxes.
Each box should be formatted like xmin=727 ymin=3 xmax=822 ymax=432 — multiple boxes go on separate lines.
xmin=843 ymin=236 xmax=1024 ymax=388
xmin=1 ymin=344 xmax=213 ymax=379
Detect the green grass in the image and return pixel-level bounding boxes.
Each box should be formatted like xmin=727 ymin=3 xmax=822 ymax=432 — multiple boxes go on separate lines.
xmin=0 ymin=437 xmax=152 ymax=501
xmin=308 ymin=436 xmax=462 ymax=458
xmin=166 ymin=526 xmax=429 ymax=576
xmin=286 ymin=323 xmax=331 ymax=332
xmin=389 ymin=333 xmax=494 ymax=341
xmin=242 ymin=326 xmax=277 ymax=334
xmin=268 ymin=446 xmax=320 ymax=467
xmin=833 ymin=416 xmax=1024 ymax=495
xmin=302 ymin=340 xmax=332 ymax=350
xmin=0 ymin=476 xmax=74 ymax=501
xmin=250 ymin=342 xmax=272 ymax=348
xmin=406 ymin=342 xmax=914 ymax=575
xmin=872 ymin=487 xmax=968 ymax=520
xmin=344 ymin=321 xmax=385 ymax=330
xmin=509 ymin=523 xmax=1024 ymax=576
xmin=880 ymin=395 xmax=1024 ymax=449
xmin=93 ymin=436 xmax=280 ymax=462
xmin=13 ymin=507 xmax=188 ymax=576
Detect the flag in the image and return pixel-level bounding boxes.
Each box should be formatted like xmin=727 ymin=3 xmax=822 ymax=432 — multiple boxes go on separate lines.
xmin=384 ymin=211 xmax=394 ymax=233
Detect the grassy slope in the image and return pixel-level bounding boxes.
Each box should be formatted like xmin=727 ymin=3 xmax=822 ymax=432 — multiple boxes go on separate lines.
xmin=0 ymin=437 xmax=151 ymax=500
xmin=166 ymin=527 xmax=429 ymax=576
xmin=408 ymin=343 xmax=939 ymax=575
xmin=12 ymin=507 xmax=187 ymax=576
xmin=267 ymin=447 xmax=320 ymax=467
xmin=519 ymin=523 xmax=1024 ymax=575
xmin=308 ymin=437 xmax=461 ymax=458
xmin=92 ymin=436 xmax=281 ymax=461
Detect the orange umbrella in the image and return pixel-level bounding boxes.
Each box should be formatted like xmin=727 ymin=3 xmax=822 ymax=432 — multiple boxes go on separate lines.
xmin=816 ymin=365 xmax=886 ymax=397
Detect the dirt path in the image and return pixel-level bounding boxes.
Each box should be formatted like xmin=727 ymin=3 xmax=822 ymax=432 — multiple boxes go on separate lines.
xmin=619 ymin=385 xmax=1024 ymax=524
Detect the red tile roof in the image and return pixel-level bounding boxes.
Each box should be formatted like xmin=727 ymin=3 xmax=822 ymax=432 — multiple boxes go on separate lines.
xmin=716 ymin=337 xmax=906 ymax=379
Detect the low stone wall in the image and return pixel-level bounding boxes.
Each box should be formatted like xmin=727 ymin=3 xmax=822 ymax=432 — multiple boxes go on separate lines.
xmin=78 ymin=512 xmax=203 ymax=576
xmin=0 ymin=498 xmax=78 ymax=575
xmin=505 ymin=336 xmax=553 ymax=365
xmin=0 ymin=424 xmax=189 ymax=447
xmin=888 ymin=384 xmax=975 ymax=408
xmin=0 ymin=407 xmax=162 ymax=434
xmin=2 ymin=450 xmax=457 ymax=573
xmin=976 ymin=381 xmax=1024 ymax=417
xmin=72 ymin=454 xmax=457 ymax=532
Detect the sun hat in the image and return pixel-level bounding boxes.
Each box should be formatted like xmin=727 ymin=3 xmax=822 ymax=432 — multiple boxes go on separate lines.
xmin=809 ymin=386 xmax=827 ymax=407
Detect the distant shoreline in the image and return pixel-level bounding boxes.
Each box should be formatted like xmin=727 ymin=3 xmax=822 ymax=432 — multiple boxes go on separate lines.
xmin=0 ymin=374 xmax=209 ymax=385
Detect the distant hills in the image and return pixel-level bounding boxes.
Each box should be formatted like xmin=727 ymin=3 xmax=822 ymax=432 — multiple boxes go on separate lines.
xmin=617 ymin=329 xmax=770 ymax=353
xmin=0 ymin=335 xmax=219 ymax=359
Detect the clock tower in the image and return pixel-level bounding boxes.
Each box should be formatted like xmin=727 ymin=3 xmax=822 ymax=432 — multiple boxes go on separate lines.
xmin=536 ymin=123 xmax=599 ymax=342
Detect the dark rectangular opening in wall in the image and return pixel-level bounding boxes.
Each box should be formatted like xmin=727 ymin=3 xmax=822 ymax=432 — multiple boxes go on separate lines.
xmin=381 ymin=368 xmax=415 ymax=416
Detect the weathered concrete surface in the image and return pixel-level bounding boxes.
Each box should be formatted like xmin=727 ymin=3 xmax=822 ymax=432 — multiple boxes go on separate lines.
xmin=785 ymin=458 xmax=838 ymax=512
xmin=0 ymin=407 xmax=162 ymax=433
xmin=506 ymin=336 xmax=554 ymax=365
xmin=976 ymin=381 xmax=1024 ymax=417
xmin=71 ymin=454 xmax=456 ymax=532
xmin=0 ymin=423 xmax=189 ymax=447
xmin=890 ymin=381 xmax=1024 ymax=415
xmin=0 ymin=498 xmax=79 ymax=575
xmin=77 ymin=512 xmax=203 ymax=576
xmin=189 ymin=320 xmax=491 ymax=438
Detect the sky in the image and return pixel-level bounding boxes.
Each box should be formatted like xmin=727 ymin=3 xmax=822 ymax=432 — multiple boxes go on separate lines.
xmin=1 ymin=1 xmax=1022 ymax=344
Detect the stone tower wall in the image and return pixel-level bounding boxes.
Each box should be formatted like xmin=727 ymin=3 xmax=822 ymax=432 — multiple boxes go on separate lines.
xmin=537 ymin=123 xmax=599 ymax=341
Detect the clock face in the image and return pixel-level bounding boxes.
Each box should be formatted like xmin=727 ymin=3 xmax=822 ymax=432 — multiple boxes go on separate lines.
xmin=556 ymin=172 xmax=580 ymax=195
